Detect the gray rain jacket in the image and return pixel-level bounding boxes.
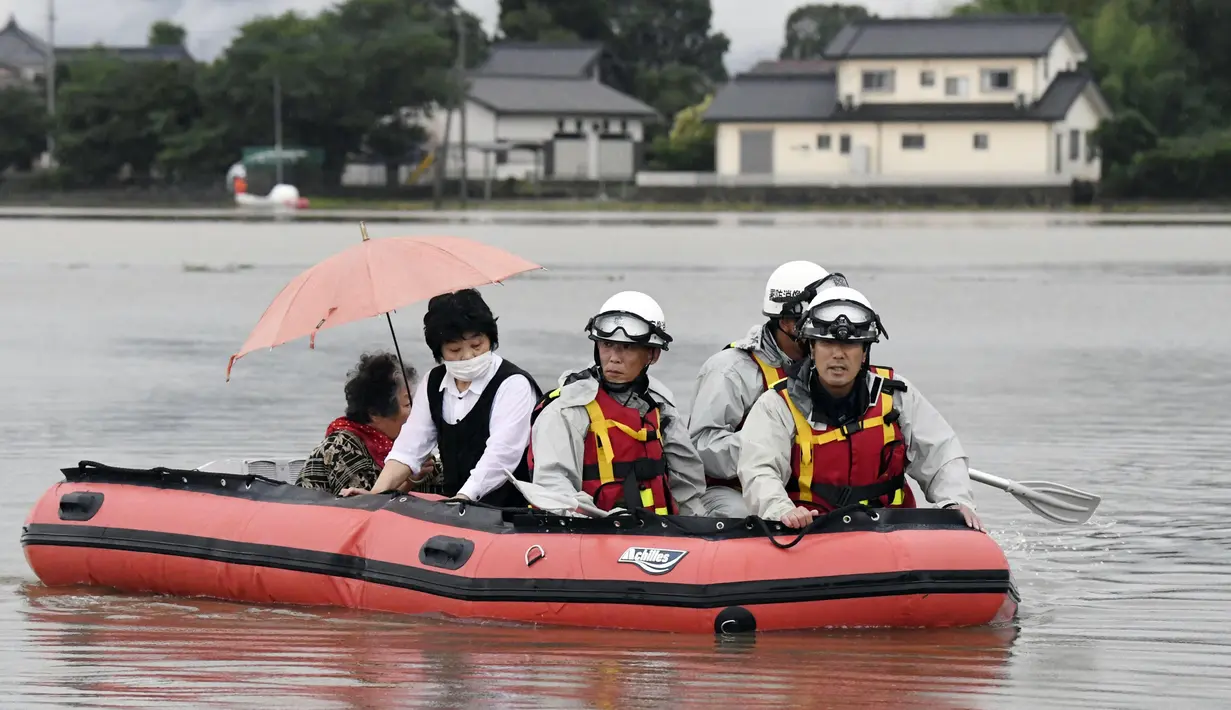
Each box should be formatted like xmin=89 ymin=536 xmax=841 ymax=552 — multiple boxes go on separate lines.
xmin=687 ymin=323 xmax=794 ymax=483
xmin=736 ymin=364 xmax=977 ymax=522
xmin=530 ymin=367 xmax=708 ymax=517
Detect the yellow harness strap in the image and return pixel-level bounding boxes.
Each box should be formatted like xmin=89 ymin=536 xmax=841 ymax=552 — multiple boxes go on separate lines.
xmin=749 ymin=351 xmax=783 ymax=391
xmin=583 ymin=399 xmax=667 ymax=514
xmin=780 ymin=370 xmax=903 ymax=506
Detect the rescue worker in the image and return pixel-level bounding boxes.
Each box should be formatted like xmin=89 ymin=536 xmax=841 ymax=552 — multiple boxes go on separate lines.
xmin=529 ymin=291 xmax=707 ymax=516
xmin=736 ymin=286 xmax=985 ymax=531
xmin=689 ymin=261 xmax=846 ymax=517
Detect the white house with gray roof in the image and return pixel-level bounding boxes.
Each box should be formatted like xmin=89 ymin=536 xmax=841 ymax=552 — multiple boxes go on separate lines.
xmin=0 ymin=14 xmax=191 ymax=82
xmin=425 ymin=42 xmax=659 ymax=182
xmin=688 ymin=14 xmax=1112 ymax=186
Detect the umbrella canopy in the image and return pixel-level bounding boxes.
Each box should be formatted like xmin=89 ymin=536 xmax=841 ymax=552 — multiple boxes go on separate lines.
xmin=226 ymin=234 xmax=543 ymax=380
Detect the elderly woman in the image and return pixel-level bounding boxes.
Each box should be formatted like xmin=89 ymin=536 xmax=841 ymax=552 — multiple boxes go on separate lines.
xmin=295 ymin=351 xmax=441 ymax=495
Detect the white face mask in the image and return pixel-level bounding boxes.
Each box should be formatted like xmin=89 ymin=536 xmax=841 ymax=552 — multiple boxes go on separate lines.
xmin=443 ymin=350 xmax=493 ymax=383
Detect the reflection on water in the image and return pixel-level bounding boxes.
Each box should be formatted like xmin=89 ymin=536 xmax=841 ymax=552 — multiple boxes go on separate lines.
xmin=15 ymin=584 xmax=1020 ymax=710
xmin=3 ymin=218 xmax=1231 ymax=708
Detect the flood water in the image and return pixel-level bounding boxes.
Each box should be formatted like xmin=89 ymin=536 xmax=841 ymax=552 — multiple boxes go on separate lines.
xmin=1 ymin=214 xmax=1230 ymax=708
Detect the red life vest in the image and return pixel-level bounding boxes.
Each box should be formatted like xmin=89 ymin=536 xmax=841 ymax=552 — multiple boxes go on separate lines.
xmin=580 ymin=388 xmax=676 ymax=515
xmin=706 ymin=344 xmax=788 ymax=490
xmin=778 ymin=365 xmax=915 ymax=512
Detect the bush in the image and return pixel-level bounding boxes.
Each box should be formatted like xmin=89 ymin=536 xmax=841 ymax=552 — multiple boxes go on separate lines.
xmin=1117 ymin=134 xmax=1231 ymax=199
xmin=1093 ymin=110 xmax=1158 ymax=180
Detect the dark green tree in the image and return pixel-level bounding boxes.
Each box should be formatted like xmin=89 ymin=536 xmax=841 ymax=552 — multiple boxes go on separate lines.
xmin=498 ymin=0 xmax=611 ymax=42
xmin=779 ymin=3 xmax=872 ymax=60
xmin=192 ymin=1 xmax=469 ymax=185
xmin=53 ymin=52 xmax=201 ymax=183
xmin=0 ymin=87 xmax=47 ymax=174
xmin=148 ymin=21 xmax=187 ymax=47
xmin=607 ymin=0 xmax=730 ymax=119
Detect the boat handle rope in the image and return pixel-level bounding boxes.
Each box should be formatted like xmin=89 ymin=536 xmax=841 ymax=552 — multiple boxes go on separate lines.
xmin=525 ymin=544 xmax=546 ymax=567
xmin=752 ymin=503 xmax=875 ymax=550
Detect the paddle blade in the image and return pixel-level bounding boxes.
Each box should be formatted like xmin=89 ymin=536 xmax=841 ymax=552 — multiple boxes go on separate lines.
xmin=1015 ymin=480 xmax=1102 ymax=525
xmin=970 ymin=468 xmax=1102 ymax=526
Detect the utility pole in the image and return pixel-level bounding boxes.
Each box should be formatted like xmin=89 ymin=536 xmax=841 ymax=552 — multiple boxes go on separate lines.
xmin=455 ymin=12 xmax=468 ymax=208
xmin=45 ymin=0 xmax=56 ymax=163
xmin=433 ymin=108 xmax=452 ymax=210
xmin=273 ymin=74 xmax=284 ymax=184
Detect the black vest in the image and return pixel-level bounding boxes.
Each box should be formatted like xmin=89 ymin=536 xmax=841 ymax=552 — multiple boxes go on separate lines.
xmin=426 ymin=358 xmax=541 ymax=507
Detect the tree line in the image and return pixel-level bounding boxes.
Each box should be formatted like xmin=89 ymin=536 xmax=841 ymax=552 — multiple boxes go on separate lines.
xmin=0 ymin=0 xmax=730 ymax=188
xmin=1 ymin=0 xmax=1228 ymax=198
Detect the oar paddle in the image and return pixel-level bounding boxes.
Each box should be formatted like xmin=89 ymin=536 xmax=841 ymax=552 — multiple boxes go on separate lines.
xmin=969 ymin=468 xmax=1101 ymax=525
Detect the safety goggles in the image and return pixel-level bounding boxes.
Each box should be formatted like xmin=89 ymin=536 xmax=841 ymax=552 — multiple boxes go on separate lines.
xmin=770 ymin=272 xmax=849 ymax=315
xmin=586 ymin=310 xmax=673 ymax=347
xmin=798 ymin=299 xmax=885 ymax=342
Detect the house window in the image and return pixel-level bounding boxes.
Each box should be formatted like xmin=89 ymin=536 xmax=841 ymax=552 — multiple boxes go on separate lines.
xmin=817 ymin=134 xmax=832 ymax=150
xmin=620 ymin=119 xmax=628 ymax=134
xmin=901 ymin=134 xmax=925 ymax=150
xmin=1042 ymin=56 xmax=1050 ymax=80
xmin=1086 ymin=130 xmax=1098 ymax=163
xmin=920 ymin=70 xmax=935 ymax=87
xmin=573 ymin=119 xmax=583 ymax=133
xmin=861 ymin=70 xmax=894 ymax=93
xmin=945 ymin=76 xmax=969 ymax=97
xmin=556 ymin=118 xmax=565 ymax=132
xmin=495 ymin=150 xmax=509 ymax=165
xmin=981 ymin=69 xmax=1015 ymax=92
xmin=1070 ymin=129 xmax=1081 ymax=160
xmin=839 ymin=134 xmax=851 ymax=154
xmin=973 ymin=133 xmax=989 ymax=150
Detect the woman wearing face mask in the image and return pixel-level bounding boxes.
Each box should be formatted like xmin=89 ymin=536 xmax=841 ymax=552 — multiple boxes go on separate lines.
xmin=342 ymin=289 xmax=541 ymax=506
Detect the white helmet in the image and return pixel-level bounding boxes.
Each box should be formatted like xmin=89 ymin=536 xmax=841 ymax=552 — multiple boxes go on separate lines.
xmin=586 ymin=291 xmax=672 ymax=350
xmin=763 ymin=261 xmax=847 ymax=318
xmin=797 ymin=286 xmax=886 ymax=343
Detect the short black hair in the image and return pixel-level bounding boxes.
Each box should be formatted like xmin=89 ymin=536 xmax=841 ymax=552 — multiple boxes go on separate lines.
xmin=343 ymin=351 xmax=417 ymax=424
xmin=422 ymin=288 xmax=499 ymax=361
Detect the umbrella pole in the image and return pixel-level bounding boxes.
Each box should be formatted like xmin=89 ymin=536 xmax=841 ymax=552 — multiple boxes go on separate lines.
xmin=385 ymin=312 xmax=413 ymax=399
xmin=360 ymin=221 xmax=414 ymax=398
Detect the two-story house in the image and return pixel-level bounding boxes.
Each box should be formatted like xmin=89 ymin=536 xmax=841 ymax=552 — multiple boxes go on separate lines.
xmin=700 ymin=14 xmax=1112 ymax=185
xmin=426 ymin=42 xmax=659 ymax=182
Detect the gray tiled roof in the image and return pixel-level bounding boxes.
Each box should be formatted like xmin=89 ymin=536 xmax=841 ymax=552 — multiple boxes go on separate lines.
xmin=467 ymin=76 xmax=658 ymax=118
xmin=57 ymin=44 xmax=193 ymax=62
xmin=746 ymin=59 xmax=837 ymax=76
xmin=703 ymin=74 xmax=837 ymax=122
xmin=0 ymin=15 xmax=48 ymax=68
xmin=1029 ymin=70 xmax=1093 ymax=120
xmin=825 ymin=14 xmax=1072 ymax=59
xmin=475 ymin=42 xmax=603 ymax=78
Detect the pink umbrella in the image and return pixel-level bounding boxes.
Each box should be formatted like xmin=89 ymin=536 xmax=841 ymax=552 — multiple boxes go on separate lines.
xmin=226 ymin=228 xmax=543 ymax=381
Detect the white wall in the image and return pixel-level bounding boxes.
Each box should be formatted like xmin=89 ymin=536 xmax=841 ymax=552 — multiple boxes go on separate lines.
xmin=426 ymin=105 xmax=646 ymax=180
xmin=1051 ymin=88 xmax=1108 ymax=181
xmin=838 ymin=58 xmax=1039 ymax=105
xmin=716 ymin=120 xmax=1056 ymax=181
xmin=879 ymin=122 xmax=1049 ymax=175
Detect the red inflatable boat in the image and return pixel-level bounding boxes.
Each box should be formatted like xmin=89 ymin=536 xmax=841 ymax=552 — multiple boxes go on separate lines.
xmin=22 ymin=461 xmax=1019 ymax=634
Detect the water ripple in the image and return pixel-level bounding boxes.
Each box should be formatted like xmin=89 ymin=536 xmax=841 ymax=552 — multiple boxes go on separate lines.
xmin=3 ymin=220 xmax=1231 ymax=708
